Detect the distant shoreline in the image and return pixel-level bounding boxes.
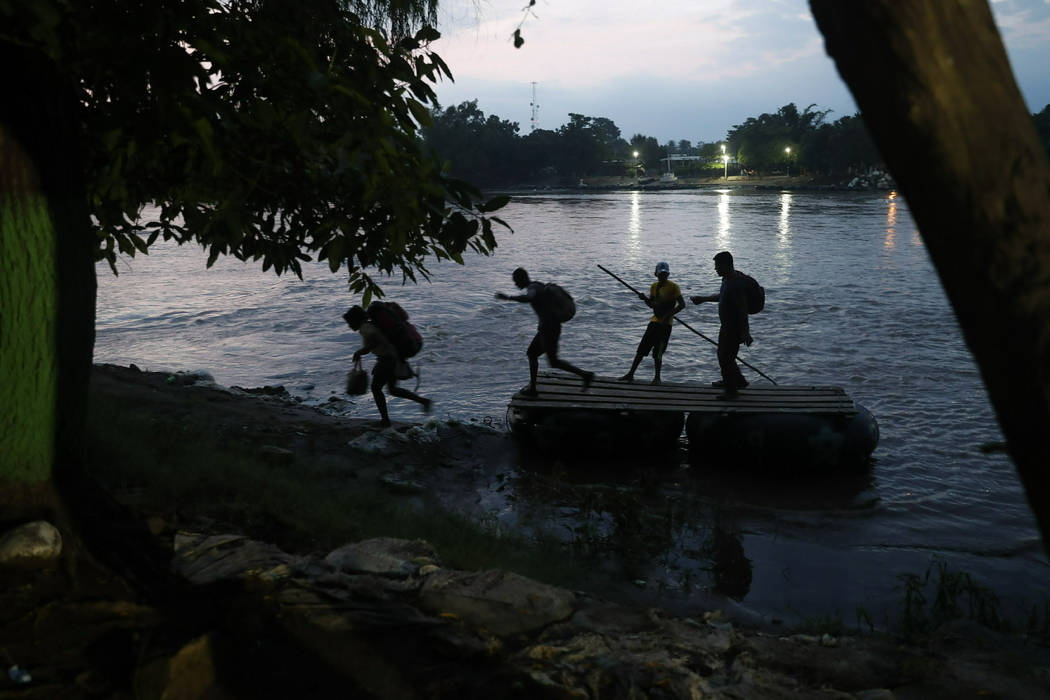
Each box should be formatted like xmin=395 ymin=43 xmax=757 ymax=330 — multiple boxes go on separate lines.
xmin=491 ymin=173 xmax=897 ymax=196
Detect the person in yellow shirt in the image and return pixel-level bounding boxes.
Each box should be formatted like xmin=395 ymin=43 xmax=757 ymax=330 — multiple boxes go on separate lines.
xmin=620 ymin=261 xmax=685 ymax=384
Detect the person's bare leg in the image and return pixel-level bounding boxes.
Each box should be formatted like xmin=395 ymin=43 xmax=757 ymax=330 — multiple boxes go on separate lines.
xmin=371 ymin=379 xmax=391 ymax=426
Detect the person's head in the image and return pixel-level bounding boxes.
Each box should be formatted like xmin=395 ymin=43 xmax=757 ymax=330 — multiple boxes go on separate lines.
xmin=654 ymin=261 xmax=670 ymax=280
xmin=512 ymin=267 xmax=530 ymax=289
xmin=342 ymin=305 xmax=365 ymax=330
xmin=713 ymin=251 xmax=734 ymax=277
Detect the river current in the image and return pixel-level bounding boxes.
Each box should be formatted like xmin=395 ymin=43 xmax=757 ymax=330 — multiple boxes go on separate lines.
xmin=95 ymin=190 xmax=1048 ymax=627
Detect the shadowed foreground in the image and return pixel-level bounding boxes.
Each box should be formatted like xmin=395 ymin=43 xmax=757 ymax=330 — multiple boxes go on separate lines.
xmin=1 ymin=364 xmax=1046 ymax=698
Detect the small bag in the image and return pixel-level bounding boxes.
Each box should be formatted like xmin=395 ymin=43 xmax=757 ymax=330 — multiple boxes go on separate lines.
xmin=345 ymin=358 xmax=369 ymax=395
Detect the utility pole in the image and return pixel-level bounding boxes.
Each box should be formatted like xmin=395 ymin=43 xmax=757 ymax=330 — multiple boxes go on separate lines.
xmin=530 ymin=82 xmax=539 ymax=132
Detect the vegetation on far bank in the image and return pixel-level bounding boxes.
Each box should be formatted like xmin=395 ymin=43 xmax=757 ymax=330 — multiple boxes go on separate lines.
xmin=423 ymin=100 xmax=1050 ymax=188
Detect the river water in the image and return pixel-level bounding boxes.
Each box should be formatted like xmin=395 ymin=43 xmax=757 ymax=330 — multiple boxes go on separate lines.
xmin=95 ymin=190 xmax=1048 ymax=628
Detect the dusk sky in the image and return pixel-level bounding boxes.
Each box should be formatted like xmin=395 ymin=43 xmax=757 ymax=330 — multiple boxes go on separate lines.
xmin=431 ymin=0 xmax=1050 ymax=145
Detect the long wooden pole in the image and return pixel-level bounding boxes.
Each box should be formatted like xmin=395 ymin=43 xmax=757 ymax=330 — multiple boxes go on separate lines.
xmin=597 ymin=264 xmax=777 ymax=385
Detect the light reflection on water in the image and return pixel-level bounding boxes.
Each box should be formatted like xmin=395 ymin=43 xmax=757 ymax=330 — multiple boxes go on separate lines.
xmin=95 ymin=190 xmax=1048 ymax=625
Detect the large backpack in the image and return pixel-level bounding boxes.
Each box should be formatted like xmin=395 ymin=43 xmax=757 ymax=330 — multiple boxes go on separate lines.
xmin=742 ymin=274 xmax=765 ymax=314
xmin=366 ymin=301 xmax=423 ymax=358
xmin=541 ymin=283 xmax=576 ymax=322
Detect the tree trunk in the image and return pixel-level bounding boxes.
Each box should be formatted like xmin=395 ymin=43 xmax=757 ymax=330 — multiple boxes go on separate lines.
xmin=0 ymin=41 xmax=96 ymax=519
xmin=809 ymin=0 xmax=1050 ymax=551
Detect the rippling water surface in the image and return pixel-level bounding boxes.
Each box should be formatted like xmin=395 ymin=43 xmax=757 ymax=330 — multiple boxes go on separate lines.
xmin=96 ymin=190 xmax=1048 ymax=625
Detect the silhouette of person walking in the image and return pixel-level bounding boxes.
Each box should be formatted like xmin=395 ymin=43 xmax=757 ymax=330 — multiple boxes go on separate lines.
xmin=690 ymin=251 xmax=752 ymax=399
xmin=495 ymin=267 xmax=594 ymax=397
xmin=620 ymin=261 xmax=686 ymax=384
xmin=343 ymin=305 xmax=430 ymax=427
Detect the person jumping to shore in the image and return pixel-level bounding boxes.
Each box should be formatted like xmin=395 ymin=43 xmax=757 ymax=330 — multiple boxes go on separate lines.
xmin=343 ymin=305 xmax=430 ymax=427
xmin=495 ymin=267 xmax=595 ymax=397
xmin=620 ymin=261 xmax=685 ymax=384
xmin=690 ymin=251 xmax=752 ymax=400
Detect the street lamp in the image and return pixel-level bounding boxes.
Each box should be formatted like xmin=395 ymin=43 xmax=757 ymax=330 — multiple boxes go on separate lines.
xmin=785 ymin=146 xmax=791 ymax=177
xmin=721 ymin=144 xmax=728 ymax=180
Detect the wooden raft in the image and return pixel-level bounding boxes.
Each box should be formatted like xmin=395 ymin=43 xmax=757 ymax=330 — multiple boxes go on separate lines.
xmin=508 ymin=372 xmax=858 ymax=416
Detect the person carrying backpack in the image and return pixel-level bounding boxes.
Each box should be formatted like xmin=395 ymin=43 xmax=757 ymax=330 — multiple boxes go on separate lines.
xmin=495 ymin=267 xmax=595 ymax=397
xmin=690 ymin=251 xmax=755 ymax=400
xmin=620 ymin=261 xmax=686 ymax=385
xmin=343 ymin=305 xmax=431 ymax=427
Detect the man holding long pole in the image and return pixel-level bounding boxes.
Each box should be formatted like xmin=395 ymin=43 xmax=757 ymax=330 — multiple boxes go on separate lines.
xmin=619 ymin=262 xmax=686 ymax=384
xmin=597 ymin=263 xmax=775 ymax=386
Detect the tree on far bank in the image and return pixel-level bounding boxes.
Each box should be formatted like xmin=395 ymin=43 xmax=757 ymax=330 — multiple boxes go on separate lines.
xmin=802 ymin=114 xmax=882 ymax=176
xmin=629 ymin=134 xmax=663 ymax=172
xmin=726 ymin=103 xmax=830 ymax=173
xmin=423 ymin=100 xmax=524 ymax=185
xmin=556 ymin=113 xmax=625 ymax=178
xmin=1 ymin=1 xmax=506 ymax=530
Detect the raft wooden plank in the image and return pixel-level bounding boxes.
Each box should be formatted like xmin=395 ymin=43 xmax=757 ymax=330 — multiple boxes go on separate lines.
xmin=533 ymin=384 xmax=852 ymax=404
xmin=536 ymin=375 xmax=850 ymax=396
xmin=507 ymin=372 xmax=858 ymax=415
xmin=533 ymin=377 xmax=853 ymax=405
xmin=517 ymin=392 xmax=852 ymax=411
xmin=536 ymin=379 xmax=847 ymax=399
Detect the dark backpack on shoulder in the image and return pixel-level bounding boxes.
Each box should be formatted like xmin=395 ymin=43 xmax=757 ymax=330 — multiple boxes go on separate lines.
xmin=541 ymin=283 xmax=576 ymax=322
xmin=366 ymin=301 xmax=423 ymax=358
xmin=742 ymin=274 xmax=765 ymax=314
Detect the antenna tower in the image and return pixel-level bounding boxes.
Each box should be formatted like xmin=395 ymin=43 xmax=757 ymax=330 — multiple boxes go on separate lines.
xmin=530 ymin=82 xmax=539 ymax=132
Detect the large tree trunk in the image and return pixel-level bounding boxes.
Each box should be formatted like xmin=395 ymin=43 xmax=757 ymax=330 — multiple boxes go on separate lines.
xmin=809 ymin=1 xmax=1050 ymax=550
xmin=0 ymin=41 xmax=96 ymax=519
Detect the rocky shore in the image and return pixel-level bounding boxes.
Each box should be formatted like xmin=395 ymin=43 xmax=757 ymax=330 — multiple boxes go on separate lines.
xmin=1 ymin=364 xmax=1046 ymax=698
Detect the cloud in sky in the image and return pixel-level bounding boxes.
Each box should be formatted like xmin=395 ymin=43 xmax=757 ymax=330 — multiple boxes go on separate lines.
xmin=431 ymin=0 xmax=1050 ymax=144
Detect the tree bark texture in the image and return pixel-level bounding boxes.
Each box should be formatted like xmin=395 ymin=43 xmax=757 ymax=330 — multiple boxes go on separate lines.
xmin=810 ymin=0 xmax=1050 ymax=549
xmin=0 ymin=42 xmax=95 ymax=509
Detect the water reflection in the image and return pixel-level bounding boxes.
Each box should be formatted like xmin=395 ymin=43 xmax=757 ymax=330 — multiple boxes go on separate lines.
xmin=627 ymin=191 xmax=642 ymax=241
xmin=488 ymin=452 xmax=880 ymax=609
xmin=716 ymin=191 xmax=731 ymax=250
xmin=707 ymin=519 xmax=753 ymax=601
xmin=885 ymin=191 xmax=898 ymax=248
xmin=778 ymin=193 xmax=793 ymax=246
xmin=774 ymin=193 xmax=794 ymax=276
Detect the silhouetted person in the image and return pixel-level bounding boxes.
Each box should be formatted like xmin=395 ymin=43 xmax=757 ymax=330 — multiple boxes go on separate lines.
xmin=495 ymin=267 xmax=594 ymax=397
xmin=691 ymin=251 xmax=752 ymax=399
xmin=343 ymin=305 xmax=430 ymax=427
xmin=620 ymin=261 xmax=686 ymax=384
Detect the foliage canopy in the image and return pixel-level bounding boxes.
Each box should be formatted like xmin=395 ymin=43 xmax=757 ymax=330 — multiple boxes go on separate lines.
xmin=0 ymin=0 xmax=507 ymax=304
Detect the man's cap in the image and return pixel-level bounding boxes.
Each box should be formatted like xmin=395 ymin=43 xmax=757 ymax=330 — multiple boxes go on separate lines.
xmin=655 ymin=261 xmax=670 ymax=275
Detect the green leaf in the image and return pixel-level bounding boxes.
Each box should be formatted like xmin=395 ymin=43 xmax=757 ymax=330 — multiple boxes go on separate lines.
xmin=131 ymin=233 xmax=149 ymax=254
xmin=479 ymin=194 xmax=510 ymax=212
xmin=430 ymin=52 xmax=453 ymax=81
xmin=407 ymin=99 xmax=432 ymax=127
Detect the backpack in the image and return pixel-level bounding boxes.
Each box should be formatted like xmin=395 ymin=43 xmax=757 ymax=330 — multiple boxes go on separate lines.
xmin=541 ymin=283 xmax=576 ymax=322
xmin=366 ymin=301 xmax=423 ymax=358
xmin=742 ymin=274 xmax=765 ymax=314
